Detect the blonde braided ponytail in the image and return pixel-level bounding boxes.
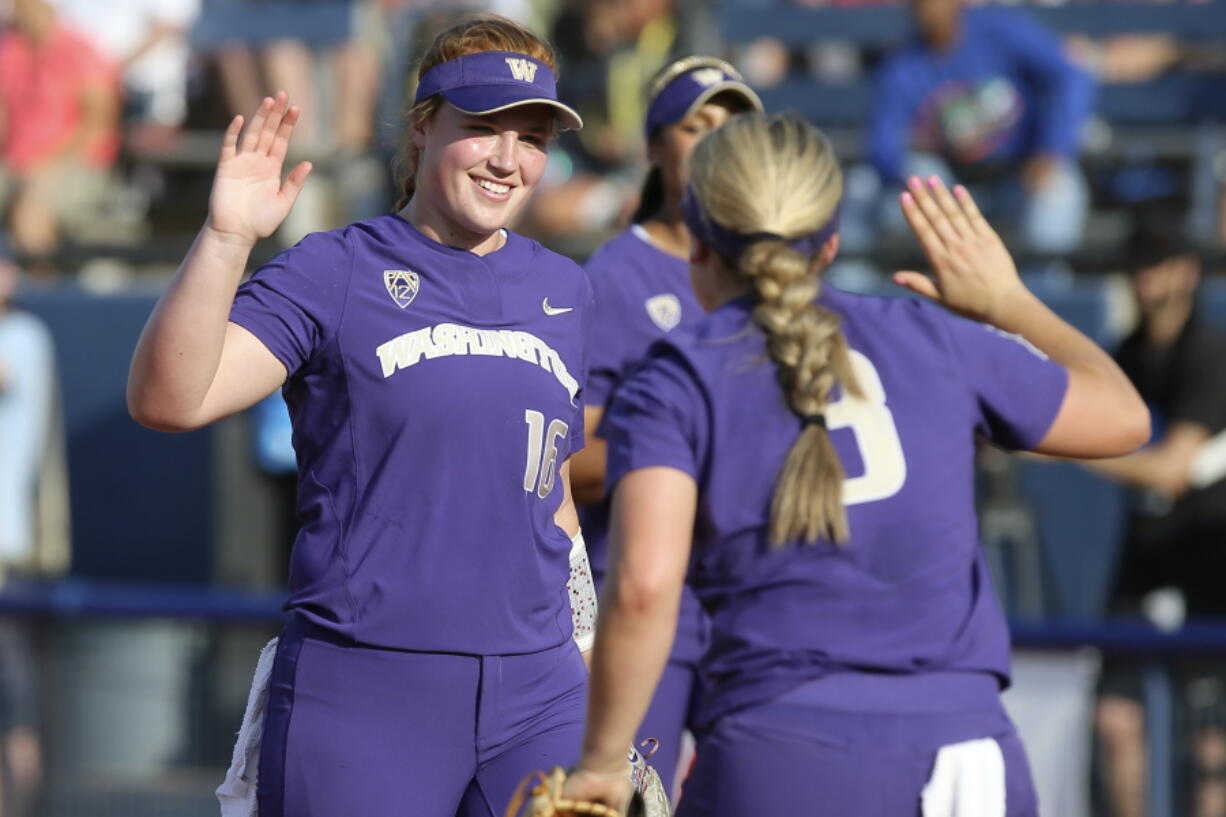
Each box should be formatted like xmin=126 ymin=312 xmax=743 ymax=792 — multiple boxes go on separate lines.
xmin=689 ymin=113 xmax=860 ymax=545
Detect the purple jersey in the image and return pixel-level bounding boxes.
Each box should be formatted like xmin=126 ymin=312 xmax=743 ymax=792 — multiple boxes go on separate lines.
xmin=230 ymin=214 xmax=591 ymax=655
xmin=604 ymin=288 xmax=1068 ymax=728
xmin=584 ymin=226 xmax=701 ymax=408
xmin=581 ymin=225 xmax=707 ymax=658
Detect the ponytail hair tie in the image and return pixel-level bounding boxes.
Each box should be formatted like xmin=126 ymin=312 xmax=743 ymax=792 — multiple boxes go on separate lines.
xmin=681 ymin=188 xmax=839 ymax=260
xmin=802 ymin=413 xmax=827 ymax=430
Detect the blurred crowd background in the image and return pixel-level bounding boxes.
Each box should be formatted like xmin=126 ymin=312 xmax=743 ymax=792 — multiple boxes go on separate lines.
xmin=1 ymin=0 xmax=1225 ymax=815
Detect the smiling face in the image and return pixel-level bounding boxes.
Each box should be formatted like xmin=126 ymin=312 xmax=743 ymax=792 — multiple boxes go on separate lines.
xmin=651 ymin=102 xmax=735 ymax=208
xmin=409 ymin=102 xmax=553 ymax=254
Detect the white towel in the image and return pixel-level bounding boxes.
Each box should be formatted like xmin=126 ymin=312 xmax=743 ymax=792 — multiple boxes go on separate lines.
xmin=920 ymin=737 xmax=1007 ymax=817
xmin=216 ymin=638 xmax=279 ymax=817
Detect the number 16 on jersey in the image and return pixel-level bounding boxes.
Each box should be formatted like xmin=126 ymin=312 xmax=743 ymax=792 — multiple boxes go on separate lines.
xmin=523 ymin=409 xmax=569 ymax=498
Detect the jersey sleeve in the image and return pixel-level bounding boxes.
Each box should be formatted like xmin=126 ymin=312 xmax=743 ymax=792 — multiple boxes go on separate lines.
xmin=943 ymin=313 xmax=1070 ymax=450
xmin=603 ymin=343 xmax=709 ymax=490
xmin=229 ymin=230 xmax=353 ymax=375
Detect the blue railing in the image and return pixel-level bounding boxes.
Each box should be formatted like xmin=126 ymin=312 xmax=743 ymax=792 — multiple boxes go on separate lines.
xmin=1 ymin=579 xmax=1222 ymax=817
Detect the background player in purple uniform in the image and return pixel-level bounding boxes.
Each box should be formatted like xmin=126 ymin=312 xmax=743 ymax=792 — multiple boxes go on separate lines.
xmin=569 ymin=55 xmax=761 ymax=794
xmin=562 ymin=112 xmax=1150 ymax=816
xmin=128 ymin=16 xmax=599 ymax=817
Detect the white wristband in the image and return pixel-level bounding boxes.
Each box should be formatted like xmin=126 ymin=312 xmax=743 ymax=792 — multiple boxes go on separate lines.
xmin=567 ymin=531 xmax=597 ymax=652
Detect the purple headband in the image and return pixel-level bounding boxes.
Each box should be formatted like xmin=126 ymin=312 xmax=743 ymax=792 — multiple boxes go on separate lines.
xmin=414 ymin=50 xmax=583 ymax=131
xmin=645 ymin=63 xmax=763 ymax=141
xmin=681 ymin=188 xmax=839 ymax=261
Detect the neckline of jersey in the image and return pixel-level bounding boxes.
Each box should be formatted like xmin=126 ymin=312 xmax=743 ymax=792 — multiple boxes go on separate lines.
xmin=385 ymin=212 xmax=535 ymax=275
xmin=630 ymin=223 xmax=689 ymax=267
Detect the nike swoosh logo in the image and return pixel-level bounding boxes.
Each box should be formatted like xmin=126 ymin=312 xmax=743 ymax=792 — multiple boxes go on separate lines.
xmin=542 ymin=298 xmax=573 ymax=316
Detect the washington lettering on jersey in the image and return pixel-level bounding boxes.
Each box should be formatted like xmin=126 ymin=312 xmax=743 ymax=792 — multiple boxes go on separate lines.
xmin=376 ymin=323 xmax=580 ymax=403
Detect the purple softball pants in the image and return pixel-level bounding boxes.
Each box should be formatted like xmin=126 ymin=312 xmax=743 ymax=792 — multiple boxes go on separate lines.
xmin=677 ymin=673 xmax=1039 ymax=817
xmin=257 ymin=616 xmax=587 ymax=817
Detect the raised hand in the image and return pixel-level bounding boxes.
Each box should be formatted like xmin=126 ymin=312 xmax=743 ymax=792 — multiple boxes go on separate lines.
xmin=206 ymin=92 xmax=313 ymax=246
xmin=893 ymin=175 xmax=1029 ymax=326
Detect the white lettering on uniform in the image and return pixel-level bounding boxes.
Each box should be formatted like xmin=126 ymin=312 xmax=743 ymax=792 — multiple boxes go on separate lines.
xmin=375 ymin=323 xmax=580 ymax=404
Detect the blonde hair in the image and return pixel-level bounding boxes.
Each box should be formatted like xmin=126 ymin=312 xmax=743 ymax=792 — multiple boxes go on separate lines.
xmin=392 ymin=14 xmax=559 ymax=210
xmin=688 ymin=112 xmax=861 ymax=545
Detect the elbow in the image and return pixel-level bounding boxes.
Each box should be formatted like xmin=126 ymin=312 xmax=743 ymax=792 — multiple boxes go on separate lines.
xmin=126 ymin=389 xmax=202 ymax=434
xmin=1110 ymin=397 xmax=1152 ymax=456
xmin=608 ymin=563 xmax=678 ymax=620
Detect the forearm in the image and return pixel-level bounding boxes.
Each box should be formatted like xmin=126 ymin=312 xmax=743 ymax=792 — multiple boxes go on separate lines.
xmin=570 ymin=437 xmax=608 ymax=506
xmin=991 ymin=290 xmax=1134 ymax=404
xmin=570 ymin=406 xmax=608 ymax=506
xmin=127 ymin=226 xmax=255 ymax=428
xmin=1083 ymin=423 xmax=1206 ymax=494
xmin=579 ymin=575 xmax=680 ymax=773
xmin=1085 ymin=450 xmax=1166 ymax=488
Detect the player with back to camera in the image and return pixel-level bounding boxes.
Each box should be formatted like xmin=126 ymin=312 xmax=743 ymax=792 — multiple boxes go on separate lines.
xmin=562 ymin=112 xmax=1150 ymax=816
xmin=568 ymin=55 xmax=762 ymax=794
xmin=127 ymin=15 xmax=602 ymax=817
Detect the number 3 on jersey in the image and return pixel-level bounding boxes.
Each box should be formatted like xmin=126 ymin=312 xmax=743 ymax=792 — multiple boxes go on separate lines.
xmin=523 ymin=410 xmax=568 ymax=498
xmin=830 ymin=350 xmax=907 ymax=505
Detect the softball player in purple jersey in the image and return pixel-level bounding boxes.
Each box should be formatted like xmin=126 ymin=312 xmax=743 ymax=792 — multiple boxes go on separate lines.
xmin=563 ymin=112 xmax=1150 ymax=816
xmin=128 ymin=16 xmax=601 ymax=817
xmin=570 ymin=56 xmax=761 ymax=793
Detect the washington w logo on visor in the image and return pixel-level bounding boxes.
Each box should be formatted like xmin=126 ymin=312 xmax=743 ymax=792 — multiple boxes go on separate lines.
xmin=505 ymin=58 xmax=539 ymax=83
xmin=384 ymin=269 xmax=420 ymax=309
xmin=691 ymin=68 xmax=726 ymax=87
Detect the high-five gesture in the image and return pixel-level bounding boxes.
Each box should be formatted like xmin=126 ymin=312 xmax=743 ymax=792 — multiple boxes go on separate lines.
xmin=207 ymin=92 xmax=313 ymax=246
xmin=893 ymin=175 xmax=1028 ymax=327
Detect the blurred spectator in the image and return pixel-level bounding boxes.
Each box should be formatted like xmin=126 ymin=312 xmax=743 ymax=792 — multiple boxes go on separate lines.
xmin=527 ymin=0 xmax=678 ymax=242
xmin=50 ymin=0 xmax=201 ymax=132
xmin=863 ymin=0 xmax=1096 ymax=254
xmin=1086 ymin=221 xmax=1226 ymax=817
xmin=193 ymin=0 xmax=385 ymax=236
xmin=0 ymin=0 xmax=122 ymax=259
xmin=0 ymin=254 xmax=69 ymax=817
xmin=196 ymin=0 xmax=381 ymax=155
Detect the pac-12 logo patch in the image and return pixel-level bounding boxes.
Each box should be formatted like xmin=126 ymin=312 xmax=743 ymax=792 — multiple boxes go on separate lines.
xmin=645 ymin=293 xmax=682 ymax=332
xmin=384 ymin=269 xmax=420 ymax=309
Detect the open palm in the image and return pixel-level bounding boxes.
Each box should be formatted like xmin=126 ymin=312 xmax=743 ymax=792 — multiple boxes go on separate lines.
xmin=207 ymin=92 xmax=313 ymax=245
xmin=893 ymin=175 xmax=1028 ymax=326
